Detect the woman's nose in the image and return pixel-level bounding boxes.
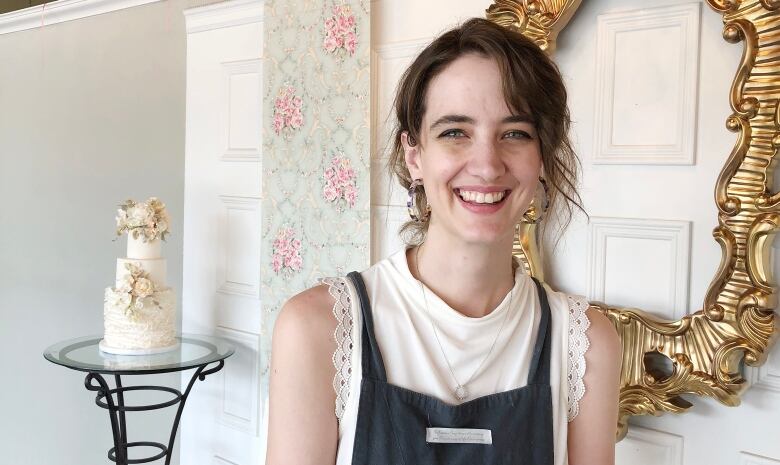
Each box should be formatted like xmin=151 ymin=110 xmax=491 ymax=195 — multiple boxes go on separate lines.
xmin=467 ymin=140 xmax=505 ymax=181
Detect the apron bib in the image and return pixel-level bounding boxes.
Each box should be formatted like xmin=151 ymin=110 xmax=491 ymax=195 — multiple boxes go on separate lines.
xmin=347 ymin=271 xmax=555 ymax=465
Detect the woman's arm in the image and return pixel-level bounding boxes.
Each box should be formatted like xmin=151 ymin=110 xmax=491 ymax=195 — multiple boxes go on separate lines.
xmin=266 ymin=284 xmax=339 ymax=465
xmin=567 ymin=307 xmax=622 ymax=465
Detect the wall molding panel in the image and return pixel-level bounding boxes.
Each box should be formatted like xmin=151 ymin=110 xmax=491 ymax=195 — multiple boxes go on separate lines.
xmin=588 ymin=217 xmax=691 ymax=319
xmin=374 ymin=37 xmax=433 ymax=60
xmin=371 ymin=205 xmax=406 ymax=264
xmin=184 ymin=0 xmax=263 ymax=34
xmin=217 ymin=195 xmax=262 ymax=298
xmin=216 ymin=326 xmax=261 ymax=436
xmin=592 ymin=2 xmax=700 ymax=165
xmin=213 ymin=455 xmax=241 ymax=465
xmin=372 ymin=37 xmax=432 ymax=161
xmin=222 ymin=59 xmax=263 ymax=162
xmin=0 ymin=0 xmax=163 ymax=35
xmin=616 ymin=426 xmax=684 ymax=465
xmin=747 ymin=351 xmax=780 ymax=393
xmin=740 ymin=452 xmax=780 ymax=465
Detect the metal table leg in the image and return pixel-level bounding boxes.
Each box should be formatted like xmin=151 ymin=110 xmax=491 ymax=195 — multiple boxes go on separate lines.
xmin=84 ymin=360 xmax=225 ymax=464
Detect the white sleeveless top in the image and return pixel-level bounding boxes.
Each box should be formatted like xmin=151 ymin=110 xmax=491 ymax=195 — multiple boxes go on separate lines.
xmin=322 ymin=248 xmax=590 ymax=465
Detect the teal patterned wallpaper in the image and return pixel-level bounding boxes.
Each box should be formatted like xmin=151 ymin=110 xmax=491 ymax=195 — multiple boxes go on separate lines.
xmin=260 ymin=0 xmax=370 ymax=384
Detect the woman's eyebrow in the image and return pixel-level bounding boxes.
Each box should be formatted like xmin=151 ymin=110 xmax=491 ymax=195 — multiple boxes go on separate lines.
xmin=429 ymin=114 xmax=475 ymax=131
xmin=502 ymin=113 xmax=535 ymax=124
xmin=428 ymin=113 xmax=536 ymax=131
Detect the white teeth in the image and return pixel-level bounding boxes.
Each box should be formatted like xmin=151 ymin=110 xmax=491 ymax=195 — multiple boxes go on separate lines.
xmin=458 ymin=190 xmax=505 ymax=204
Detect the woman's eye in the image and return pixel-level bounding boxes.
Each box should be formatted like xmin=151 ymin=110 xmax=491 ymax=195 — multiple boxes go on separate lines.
xmin=439 ymin=129 xmax=465 ymax=138
xmin=503 ymin=130 xmax=532 ymax=139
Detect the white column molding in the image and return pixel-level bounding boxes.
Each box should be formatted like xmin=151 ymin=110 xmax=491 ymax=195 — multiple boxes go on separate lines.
xmin=184 ymin=0 xmax=263 ymax=34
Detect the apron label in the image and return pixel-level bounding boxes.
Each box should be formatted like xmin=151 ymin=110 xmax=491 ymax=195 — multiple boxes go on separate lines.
xmin=426 ymin=427 xmax=493 ymax=445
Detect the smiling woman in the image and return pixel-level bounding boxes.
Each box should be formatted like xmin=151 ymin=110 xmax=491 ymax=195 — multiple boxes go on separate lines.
xmin=390 ymin=20 xmax=584 ymax=247
xmin=266 ymin=17 xmax=621 ymax=465
xmin=400 ymin=53 xmax=544 ymax=249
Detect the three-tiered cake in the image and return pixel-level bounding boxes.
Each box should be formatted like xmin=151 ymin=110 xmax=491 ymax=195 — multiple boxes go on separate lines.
xmin=100 ymin=198 xmax=177 ymax=355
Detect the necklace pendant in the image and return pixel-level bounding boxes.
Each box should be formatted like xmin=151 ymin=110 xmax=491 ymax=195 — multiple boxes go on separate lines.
xmin=455 ymin=385 xmax=469 ymax=401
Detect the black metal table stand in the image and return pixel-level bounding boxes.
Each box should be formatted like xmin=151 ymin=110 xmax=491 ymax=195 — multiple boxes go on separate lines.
xmin=84 ymin=360 xmax=225 ymax=465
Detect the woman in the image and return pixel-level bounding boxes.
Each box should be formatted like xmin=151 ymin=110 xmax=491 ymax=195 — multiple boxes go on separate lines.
xmin=267 ymin=18 xmax=621 ymax=465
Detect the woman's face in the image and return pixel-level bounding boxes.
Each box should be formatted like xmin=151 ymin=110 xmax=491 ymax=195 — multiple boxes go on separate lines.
xmin=403 ymin=53 xmax=543 ymax=246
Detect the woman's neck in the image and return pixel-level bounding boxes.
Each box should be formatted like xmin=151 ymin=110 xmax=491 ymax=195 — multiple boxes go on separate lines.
xmin=409 ymin=228 xmax=516 ymax=318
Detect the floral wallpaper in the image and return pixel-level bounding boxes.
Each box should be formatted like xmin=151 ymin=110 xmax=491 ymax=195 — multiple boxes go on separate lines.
xmin=260 ymin=0 xmax=370 ymax=385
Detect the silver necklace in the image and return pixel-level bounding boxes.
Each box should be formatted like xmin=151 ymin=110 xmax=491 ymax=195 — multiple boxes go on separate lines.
xmin=414 ymin=245 xmax=515 ymax=402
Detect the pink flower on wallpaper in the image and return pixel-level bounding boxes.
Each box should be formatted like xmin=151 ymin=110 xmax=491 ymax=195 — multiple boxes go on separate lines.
xmin=271 ymin=228 xmax=303 ymax=273
xmin=273 ymin=85 xmax=304 ymax=135
xmin=323 ymin=4 xmax=358 ymax=56
xmin=323 ymin=154 xmax=358 ymax=209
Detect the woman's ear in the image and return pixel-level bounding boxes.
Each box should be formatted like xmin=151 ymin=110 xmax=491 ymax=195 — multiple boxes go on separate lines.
xmin=401 ymin=132 xmax=423 ymax=180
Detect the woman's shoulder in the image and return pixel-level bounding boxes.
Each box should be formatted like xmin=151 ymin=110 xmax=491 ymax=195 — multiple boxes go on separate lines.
xmin=274 ymin=283 xmax=338 ymax=355
xmin=272 ymin=249 xmax=410 ymax=353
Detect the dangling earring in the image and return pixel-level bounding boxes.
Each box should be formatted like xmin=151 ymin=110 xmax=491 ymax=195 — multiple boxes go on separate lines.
xmin=407 ymin=179 xmax=431 ymax=222
xmin=522 ymin=177 xmax=549 ymax=224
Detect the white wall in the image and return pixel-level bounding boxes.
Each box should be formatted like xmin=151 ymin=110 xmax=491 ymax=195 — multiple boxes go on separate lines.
xmin=0 ymin=1 xmax=209 ymax=463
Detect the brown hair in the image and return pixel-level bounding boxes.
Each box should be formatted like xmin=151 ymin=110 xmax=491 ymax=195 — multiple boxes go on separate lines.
xmin=387 ymin=17 xmax=585 ymax=245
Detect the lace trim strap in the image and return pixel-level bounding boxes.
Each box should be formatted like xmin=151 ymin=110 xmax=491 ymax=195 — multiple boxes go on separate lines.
xmin=566 ymin=294 xmax=590 ymax=422
xmin=320 ymin=277 xmax=354 ymax=422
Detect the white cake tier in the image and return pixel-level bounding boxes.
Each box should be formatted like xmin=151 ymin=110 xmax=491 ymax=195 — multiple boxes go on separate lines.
xmin=127 ymin=234 xmax=161 ymax=259
xmin=102 ymin=287 xmax=176 ymax=350
xmin=116 ymin=258 xmax=167 ymax=288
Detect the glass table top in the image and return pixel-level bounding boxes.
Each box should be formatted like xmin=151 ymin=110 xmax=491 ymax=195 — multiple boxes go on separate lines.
xmin=43 ymin=334 xmax=235 ymax=374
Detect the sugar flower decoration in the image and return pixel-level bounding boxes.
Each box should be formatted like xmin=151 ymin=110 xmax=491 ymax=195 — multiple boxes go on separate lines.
xmin=116 ymin=197 xmax=170 ymax=242
xmin=105 ymin=263 xmax=162 ymax=318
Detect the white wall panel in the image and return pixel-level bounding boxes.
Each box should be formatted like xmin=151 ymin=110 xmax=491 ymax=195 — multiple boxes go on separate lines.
xmin=593 ymin=3 xmax=700 ymax=164
xmin=183 ymin=2 xmax=265 ymax=463
xmin=222 ymin=59 xmax=262 ymax=161
xmin=616 ymin=426 xmax=684 ymax=465
xmin=371 ymin=38 xmax=431 ymax=264
xmin=216 ymin=326 xmax=261 ymax=436
xmin=748 ymin=351 xmax=780 ymax=393
xmin=371 ymin=205 xmax=407 ymax=263
xmin=372 ymin=38 xmax=430 ymax=161
xmin=217 ymin=195 xmax=262 ymax=298
xmin=371 ymin=157 xmax=407 ymax=208
xmin=588 ymin=217 xmax=691 ymax=319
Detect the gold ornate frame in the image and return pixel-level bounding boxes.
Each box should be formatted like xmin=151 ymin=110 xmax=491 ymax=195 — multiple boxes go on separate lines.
xmin=489 ymin=0 xmax=780 ymax=439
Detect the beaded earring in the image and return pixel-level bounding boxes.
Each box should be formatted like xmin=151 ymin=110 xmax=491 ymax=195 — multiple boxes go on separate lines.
xmin=407 ymin=179 xmax=431 ymax=222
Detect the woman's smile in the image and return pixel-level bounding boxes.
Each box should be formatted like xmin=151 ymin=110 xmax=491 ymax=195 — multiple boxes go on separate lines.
xmin=454 ymin=187 xmax=512 ymax=214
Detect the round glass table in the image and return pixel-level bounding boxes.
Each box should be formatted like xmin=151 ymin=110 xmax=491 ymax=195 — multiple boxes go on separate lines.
xmin=44 ymin=334 xmax=235 ymax=465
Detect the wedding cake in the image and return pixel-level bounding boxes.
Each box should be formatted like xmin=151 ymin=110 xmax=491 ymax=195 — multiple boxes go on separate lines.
xmin=99 ymin=198 xmax=178 ymax=355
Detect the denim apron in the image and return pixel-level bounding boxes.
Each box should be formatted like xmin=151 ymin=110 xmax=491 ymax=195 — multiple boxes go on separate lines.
xmin=346 ymin=271 xmax=554 ymax=465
